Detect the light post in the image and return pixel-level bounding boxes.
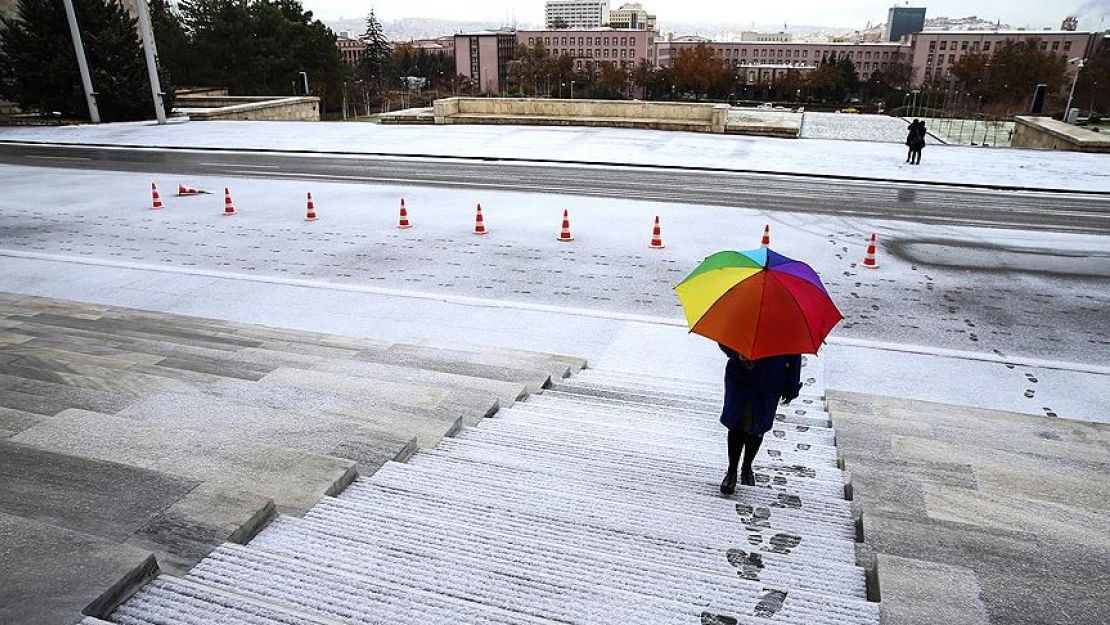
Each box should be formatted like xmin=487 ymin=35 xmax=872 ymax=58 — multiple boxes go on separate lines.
xmin=570 ymin=80 xmax=575 ymax=99
xmin=1064 ymin=57 xmax=1086 ymax=124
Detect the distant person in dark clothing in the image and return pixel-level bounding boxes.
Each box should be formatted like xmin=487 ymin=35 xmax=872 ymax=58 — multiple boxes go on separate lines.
xmin=718 ymin=344 xmax=802 ymax=495
xmin=906 ymin=119 xmax=926 ymax=165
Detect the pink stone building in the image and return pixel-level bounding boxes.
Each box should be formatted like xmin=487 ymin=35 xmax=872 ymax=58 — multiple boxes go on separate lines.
xmin=655 ymin=39 xmax=910 ymax=83
xmin=517 ymin=28 xmax=657 ymax=71
xmin=905 ymin=30 xmax=1097 ymax=85
xmin=454 ymin=31 xmax=518 ymax=95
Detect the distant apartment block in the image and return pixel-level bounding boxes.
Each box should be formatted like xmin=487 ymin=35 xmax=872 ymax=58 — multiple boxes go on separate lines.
xmin=884 ymin=6 xmax=926 ymax=42
xmin=609 ymin=3 xmax=656 ymax=30
xmin=740 ymin=31 xmax=792 ymax=42
xmin=545 ymin=0 xmax=610 ymax=29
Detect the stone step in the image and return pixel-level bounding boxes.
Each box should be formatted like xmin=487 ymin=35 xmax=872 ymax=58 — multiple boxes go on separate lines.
xmin=257 ymin=367 xmax=499 ymax=427
xmin=306 ymin=358 xmax=528 ymax=408
xmin=243 ymin=518 xmax=879 ymax=625
xmin=111 ymin=575 xmax=344 ymax=625
xmin=434 ymin=435 xmax=847 ymax=495
xmin=281 ymin=497 xmax=869 ymax=602
xmin=460 ymin=417 xmax=841 ymax=466
xmin=115 ymin=392 xmax=422 ymax=472
xmin=309 ymin=492 xmax=869 ymax=601
xmin=0 ymin=354 xmax=204 ymax=396
xmin=186 ymin=543 xmax=575 ymax=625
xmin=500 ymin=404 xmax=837 ymax=447
xmin=580 ymin=357 xmax=827 ymax=393
xmin=0 ymin=511 xmax=157 ymax=625
xmin=11 ymin=408 xmax=356 ymax=515
xmin=5 ymin=312 xmax=264 ymax=353
xmin=349 ymin=463 xmax=859 ymax=565
xmin=0 ymin=406 xmax=43 ymax=436
xmin=0 ymin=372 xmax=135 ymax=415
xmin=355 ymin=346 xmax=554 ymax=395
xmin=503 ymin=400 xmax=836 ymax=441
xmin=405 ymin=451 xmax=855 ymax=538
xmin=534 ymin=390 xmax=834 ymax=428
xmin=0 ymin=439 xmax=200 ymax=542
xmin=414 ymin=338 xmax=587 ymax=377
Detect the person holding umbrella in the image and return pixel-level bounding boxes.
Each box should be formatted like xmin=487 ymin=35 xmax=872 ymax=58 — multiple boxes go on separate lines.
xmin=717 ymin=345 xmax=802 ymax=493
xmin=674 ymin=247 xmax=842 ymax=496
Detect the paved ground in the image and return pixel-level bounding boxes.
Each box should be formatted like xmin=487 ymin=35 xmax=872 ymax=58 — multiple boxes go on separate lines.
xmin=801 ymin=113 xmax=943 ymax=144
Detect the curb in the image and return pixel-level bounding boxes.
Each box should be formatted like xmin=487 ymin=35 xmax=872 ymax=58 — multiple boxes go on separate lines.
xmin=2 ymin=139 xmax=1107 ymax=197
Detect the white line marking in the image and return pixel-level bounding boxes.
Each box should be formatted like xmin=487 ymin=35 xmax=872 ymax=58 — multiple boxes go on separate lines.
xmin=26 ymin=155 xmax=91 ymax=161
xmin=198 ymin=162 xmax=280 ymax=169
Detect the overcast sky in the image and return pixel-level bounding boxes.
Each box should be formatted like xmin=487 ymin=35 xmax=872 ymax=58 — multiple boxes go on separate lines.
xmin=309 ymin=0 xmax=1110 ymax=31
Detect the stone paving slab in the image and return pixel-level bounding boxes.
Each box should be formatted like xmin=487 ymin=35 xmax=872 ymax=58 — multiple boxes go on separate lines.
xmin=0 ymin=405 xmax=42 ymax=434
xmin=0 ymin=511 xmax=157 ymax=625
xmin=355 ymin=346 xmax=553 ymax=393
xmin=0 ymin=440 xmax=200 ymax=542
xmin=124 ymin=481 xmax=275 ymax=576
xmin=416 ymin=339 xmax=587 ymax=375
xmin=308 ymin=358 xmax=527 ymax=408
xmin=0 ymin=373 xmax=135 ymax=414
xmin=12 ymin=408 xmax=357 ymax=515
xmin=875 ymin=554 xmax=989 ymax=625
xmin=115 ymin=392 xmax=420 ymax=471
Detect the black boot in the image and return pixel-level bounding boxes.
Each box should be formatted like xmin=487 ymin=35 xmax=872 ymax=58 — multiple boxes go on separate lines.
xmin=740 ymin=468 xmax=756 ymax=487
xmin=720 ymin=470 xmax=737 ymax=495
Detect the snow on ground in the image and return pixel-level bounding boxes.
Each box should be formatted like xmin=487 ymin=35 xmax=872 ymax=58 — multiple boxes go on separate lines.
xmin=800 ymin=112 xmax=943 ymax=144
xmin=1 ymin=120 xmax=1106 ymax=192
xmin=0 ymin=163 xmax=1107 ymax=422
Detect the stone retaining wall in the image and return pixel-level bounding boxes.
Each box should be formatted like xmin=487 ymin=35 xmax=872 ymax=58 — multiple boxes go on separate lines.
xmin=177 ymin=96 xmax=320 ymax=122
xmin=1011 ymin=116 xmax=1110 ymax=153
xmin=433 ymin=97 xmax=728 ymax=133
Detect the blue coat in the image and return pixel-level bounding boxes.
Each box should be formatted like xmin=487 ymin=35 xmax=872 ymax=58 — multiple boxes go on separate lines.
xmin=719 ymin=345 xmax=802 ymax=435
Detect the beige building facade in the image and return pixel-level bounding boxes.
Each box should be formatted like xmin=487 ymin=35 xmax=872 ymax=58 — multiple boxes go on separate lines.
xmin=906 ymin=30 xmax=1097 ymax=86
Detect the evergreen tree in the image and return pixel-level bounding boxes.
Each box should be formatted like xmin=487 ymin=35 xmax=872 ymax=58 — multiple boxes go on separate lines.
xmin=357 ymin=8 xmax=389 ymax=97
xmin=0 ymin=0 xmax=167 ymax=120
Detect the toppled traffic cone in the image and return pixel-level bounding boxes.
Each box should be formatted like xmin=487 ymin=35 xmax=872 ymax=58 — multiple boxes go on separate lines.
xmin=177 ymin=184 xmax=209 ymax=196
xmin=473 ymin=203 xmax=488 ymax=234
xmin=222 ymin=187 xmax=236 ymax=215
xmin=761 ymin=224 xmax=771 ymax=248
xmin=862 ymin=233 xmax=879 ymax=268
xmin=151 ymin=183 xmax=164 ymax=210
xmin=305 ymin=192 xmax=318 ymax=221
xmin=398 ymin=198 xmax=411 ymax=229
xmin=556 ymin=209 xmax=574 ymax=242
xmin=649 ymin=216 xmax=665 ymax=249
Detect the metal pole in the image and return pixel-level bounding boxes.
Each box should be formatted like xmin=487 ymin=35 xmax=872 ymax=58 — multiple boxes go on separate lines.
xmin=134 ymin=0 xmax=166 ymax=123
xmin=1064 ymin=60 xmax=1084 ymax=124
xmin=62 ymin=0 xmax=100 ymax=122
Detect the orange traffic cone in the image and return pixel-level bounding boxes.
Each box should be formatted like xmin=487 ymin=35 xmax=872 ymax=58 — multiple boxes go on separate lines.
xmin=222 ymin=187 xmax=236 ymax=215
xmin=398 ymin=198 xmax=411 ymax=229
xmin=177 ymin=184 xmax=208 ymax=196
xmin=862 ymin=233 xmax=880 ymax=268
xmin=556 ymin=209 xmax=574 ymax=242
xmin=473 ymin=203 xmax=488 ymax=235
xmin=305 ymin=192 xmax=318 ymax=221
xmin=649 ymin=216 xmax=665 ymax=249
xmin=150 ymin=183 xmax=164 ymax=210
xmin=760 ymin=224 xmax=771 ymax=248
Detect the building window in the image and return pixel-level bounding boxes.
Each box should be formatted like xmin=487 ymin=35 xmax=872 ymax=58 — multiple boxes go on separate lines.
xmin=802 ymin=50 xmax=807 ymax=58
xmin=1041 ymin=40 xmax=1047 ymax=50
xmin=927 ymin=54 xmax=933 ymax=65
xmin=741 ymin=49 xmax=747 ymax=56
xmin=961 ymin=41 xmax=968 ymax=50
xmin=971 ymin=41 xmax=979 ymax=51
xmin=1051 ymin=41 xmax=1059 ymax=51
xmin=983 ymin=41 xmax=990 ymax=51
xmin=1064 ymin=41 xmax=1072 ymax=52
xmin=528 ymin=37 xmax=534 ymax=45
xmin=939 ymin=41 xmax=946 ymax=50
xmin=928 ymin=41 xmax=935 ymax=50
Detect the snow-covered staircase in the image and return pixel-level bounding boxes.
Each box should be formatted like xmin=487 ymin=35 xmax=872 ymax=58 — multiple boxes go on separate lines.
xmin=109 ymin=360 xmax=878 ymax=624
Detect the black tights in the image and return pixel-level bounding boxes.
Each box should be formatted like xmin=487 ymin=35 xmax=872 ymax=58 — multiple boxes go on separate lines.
xmin=727 ymin=428 xmax=763 ymax=474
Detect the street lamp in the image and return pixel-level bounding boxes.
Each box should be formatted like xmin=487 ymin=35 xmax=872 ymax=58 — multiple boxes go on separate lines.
xmin=1064 ymin=57 xmax=1086 ymax=124
xmin=570 ymin=80 xmax=575 ymax=99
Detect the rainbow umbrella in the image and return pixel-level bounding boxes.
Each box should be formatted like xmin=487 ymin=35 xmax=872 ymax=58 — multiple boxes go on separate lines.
xmin=674 ymin=248 xmax=843 ymax=360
